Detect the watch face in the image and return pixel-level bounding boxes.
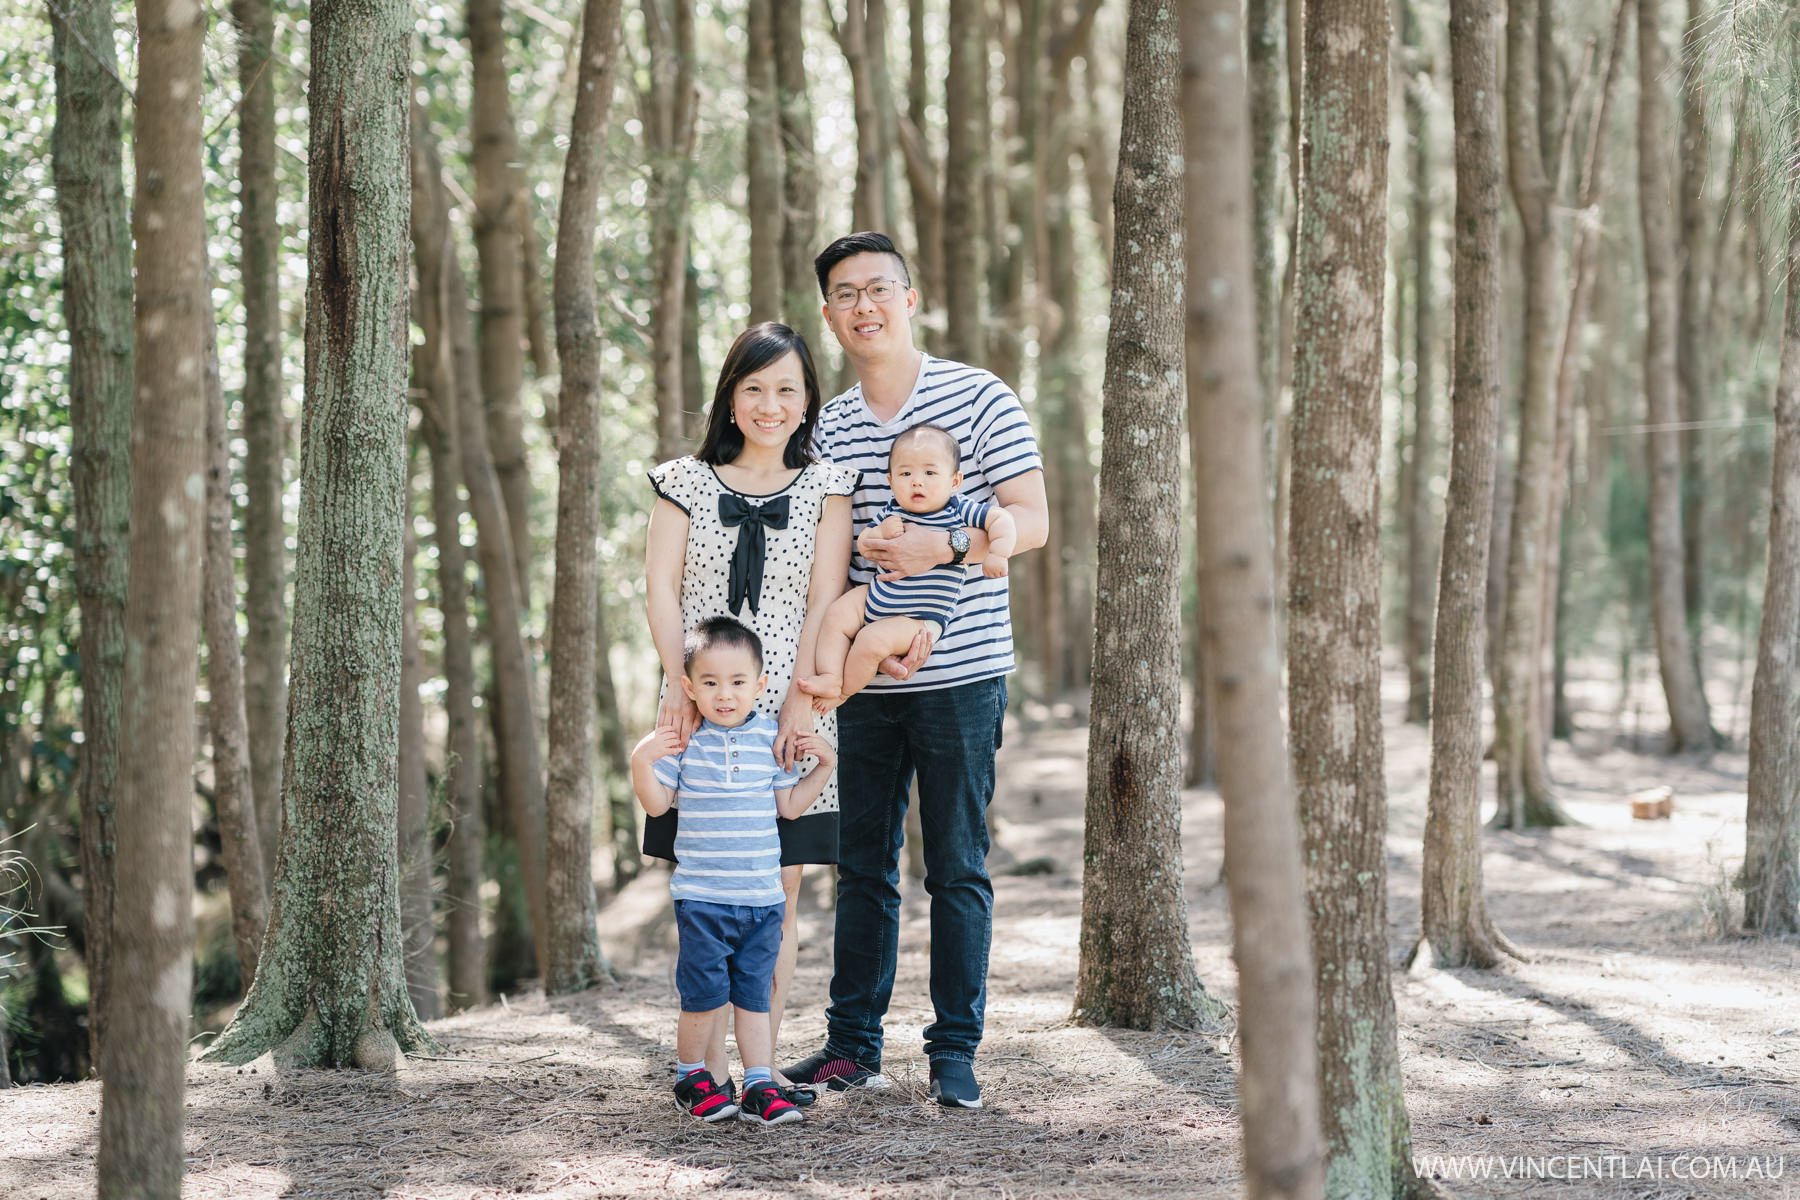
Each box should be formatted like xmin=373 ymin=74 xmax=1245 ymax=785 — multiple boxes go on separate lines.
xmin=949 ymin=529 xmax=971 ymax=561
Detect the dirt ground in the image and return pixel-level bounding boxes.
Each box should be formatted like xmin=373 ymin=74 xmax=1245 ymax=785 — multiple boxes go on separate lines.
xmin=5 ymin=664 xmax=1799 ymax=1199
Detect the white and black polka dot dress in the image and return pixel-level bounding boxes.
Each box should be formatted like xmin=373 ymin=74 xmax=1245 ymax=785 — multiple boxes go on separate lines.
xmin=645 ymin=455 xmax=859 ymax=865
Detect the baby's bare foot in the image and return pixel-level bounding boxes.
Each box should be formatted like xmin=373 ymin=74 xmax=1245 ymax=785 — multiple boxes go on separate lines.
xmin=797 ymin=673 xmax=843 ymax=699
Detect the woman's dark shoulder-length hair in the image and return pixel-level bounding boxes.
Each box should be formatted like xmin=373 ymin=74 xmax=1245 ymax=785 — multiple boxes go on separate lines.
xmin=696 ymin=322 xmax=824 ymax=469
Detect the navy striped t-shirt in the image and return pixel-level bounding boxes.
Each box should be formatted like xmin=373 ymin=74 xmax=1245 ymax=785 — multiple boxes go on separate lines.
xmin=651 ymin=712 xmax=799 ymax=906
xmin=864 ymin=493 xmax=995 ymax=631
xmin=811 ymin=355 xmax=1043 ymax=692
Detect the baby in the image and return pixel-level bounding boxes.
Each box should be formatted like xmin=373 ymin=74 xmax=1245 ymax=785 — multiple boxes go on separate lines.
xmin=631 ymin=615 xmax=836 ymax=1125
xmin=801 ymin=422 xmax=1016 ymax=710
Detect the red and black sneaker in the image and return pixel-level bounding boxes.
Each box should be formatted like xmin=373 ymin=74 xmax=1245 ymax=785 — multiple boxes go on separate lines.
xmin=738 ymin=1080 xmax=804 ymax=1125
xmin=673 ymin=1070 xmax=740 ymax=1122
xmin=783 ymin=1048 xmax=890 ymax=1092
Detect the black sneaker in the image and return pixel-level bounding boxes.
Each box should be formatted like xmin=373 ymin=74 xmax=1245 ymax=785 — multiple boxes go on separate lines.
xmin=737 ymin=1080 xmax=805 ymax=1125
xmin=928 ymin=1059 xmax=982 ymax=1109
xmin=783 ymin=1048 xmax=890 ymax=1092
xmin=673 ymin=1070 xmax=739 ymax=1122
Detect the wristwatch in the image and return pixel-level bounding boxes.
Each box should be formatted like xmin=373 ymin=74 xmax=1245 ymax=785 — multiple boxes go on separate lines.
xmin=947 ymin=527 xmax=972 ymax=566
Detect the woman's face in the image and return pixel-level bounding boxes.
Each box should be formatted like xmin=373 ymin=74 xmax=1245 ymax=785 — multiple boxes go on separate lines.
xmin=730 ymin=350 xmax=808 ymax=454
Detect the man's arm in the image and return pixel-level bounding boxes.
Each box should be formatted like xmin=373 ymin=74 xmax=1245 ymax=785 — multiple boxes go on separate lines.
xmin=861 ymin=469 xmax=1048 ymax=580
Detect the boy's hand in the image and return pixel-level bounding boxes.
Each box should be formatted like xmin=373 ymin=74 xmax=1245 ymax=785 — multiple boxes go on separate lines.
xmin=982 ymin=552 xmax=1010 ymax=579
xmin=632 ymin=726 xmax=683 ymax=766
xmin=790 ymin=732 xmax=836 ymax=770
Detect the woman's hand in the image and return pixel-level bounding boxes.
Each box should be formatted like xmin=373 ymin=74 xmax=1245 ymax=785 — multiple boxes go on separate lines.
xmin=775 ymin=687 xmax=817 ymax=770
xmin=657 ymin=686 xmax=700 ymax=750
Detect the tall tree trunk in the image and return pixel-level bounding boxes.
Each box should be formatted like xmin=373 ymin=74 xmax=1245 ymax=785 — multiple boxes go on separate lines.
xmin=545 ymin=0 xmax=626 ymax=996
xmin=204 ymin=301 xmax=269 ymax=988
xmin=202 ymin=0 xmax=429 ymax=1068
xmin=1248 ymin=0 xmax=1285 ymax=418
xmin=1400 ymin=0 xmax=1437 ymax=726
xmin=1636 ymin=0 xmax=1714 ymax=753
xmin=941 ymin=0 xmax=987 ymax=365
xmin=644 ymin=0 xmax=698 ymax=463
xmin=50 ymin=0 xmax=132 ymax=1073
xmin=1492 ymin=0 xmax=1573 ymax=829
xmin=397 ymin=505 xmax=440 ymax=1020
xmin=987 ymin=0 xmax=1040 ymax=399
xmin=519 ymin=203 xmax=556 ymax=380
xmin=903 ymin=0 xmax=944 ymax=304
xmin=747 ymin=0 xmax=783 ymax=322
xmin=469 ymin=0 xmax=535 ymax=603
xmin=1181 ymin=0 xmax=1324 ymax=1193
xmin=1073 ymin=0 xmax=1220 ymax=1032
xmin=774 ymin=0 xmax=821 ymax=352
xmin=1289 ymin=0 xmax=1429 ymax=1193
xmin=1676 ymin=0 xmax=1709 ymax=638
xmin=98 ymin=0 xmax=205 ymax=1181
xmin=839 ymin=0 xmax=894 ymax=234
xmin=233 ymin=0 xmax=288 ymax=884
xmin=1419 ymin=0 xmax=1517 ymax=970
xmin=594 ymin=596 xmax=641 ymax=885
xmin=1743 ymin=191 xmax=1800 ymax=934
xmin=410 ymin=106 xmax=488 ymax=1010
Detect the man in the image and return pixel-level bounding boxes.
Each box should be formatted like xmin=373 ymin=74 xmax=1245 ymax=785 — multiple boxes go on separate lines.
xmin=786 ymin=231 xmax=1049 ymax=1109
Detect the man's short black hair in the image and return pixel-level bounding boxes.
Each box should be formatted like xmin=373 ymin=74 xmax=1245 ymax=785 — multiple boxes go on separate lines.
xmin=814 ymin=231 xmax=912 ymax=298
xmin=890 ymin=421 xmax=961 ymax=472
xmin=684 ymin=615 xmax=764 ymax=675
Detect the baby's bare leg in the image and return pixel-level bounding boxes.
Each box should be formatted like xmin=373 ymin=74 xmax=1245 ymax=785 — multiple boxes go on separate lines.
xmin=797 ymin=586 xmax=870 ymax=700
xmin=832 ymin=617 xmax=932 ymax=706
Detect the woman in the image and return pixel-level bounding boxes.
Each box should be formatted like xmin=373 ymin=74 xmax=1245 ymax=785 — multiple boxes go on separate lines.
xmin=643 ymin=322 xmax=855 ymax=1101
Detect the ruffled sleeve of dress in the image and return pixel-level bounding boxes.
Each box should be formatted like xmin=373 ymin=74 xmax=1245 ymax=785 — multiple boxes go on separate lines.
xmin=816 ymin=461 xmax=861 ymax=502
xmin=647 ymin=455 xmax=702 ymax=515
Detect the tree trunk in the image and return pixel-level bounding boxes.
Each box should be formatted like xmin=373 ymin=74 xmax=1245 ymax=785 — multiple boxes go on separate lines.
xmin=644 ymin=0 xmax=698 ymax=464
xmin=397 ymin=505 xmax=440 ymax=1020
xmin=411 ymin=107 xmax=488 ymax=1010
xmin=97 ymin=0 xmax=205 ymax=1183
xmin=469 ymin=0 xmax=535 ymax=603
xmin=1400 ymin=0 xmax=1437 ymax=726
xmin=840 ymin=0 xmax=894 ymax=234
xmin=232 ymin=0 xmax=289 ymax=885
xmin=1248 ymin=0 xmax=1284 ymax=418
xmin=1636 ymin=0 xmax=1714 ymax=753
xmin=1073 ymin=0 xmax=1220 ymax=1032
xmin=1181 ymin=0 xmax=1324 ymax=1193
xmin=774 ymin=0 xmax=821 ymax=352
xmin=1419 ymin=0 xmax=1517 ymax=970
xmin=519 ymin=202 xmax=556 ymax=380
xmin=545 ymin=0 xmax=626 ymax=996
xmin=941 ymin=0 xmax=987 ymax=365
xmin=1743 ymin=192 xmax=1800 ymax=934
xmin=746 ymin=0 xmax=783 ymax=322
xmin=903 ymin=0 xmax=944 ymax=304
xmin=1676 ymin=0 xmax=1709 ymax=638
xmin=1492 ymin=0 xmax=1573 ymax=830
xmin=50 ymin=0 xmax=132 ymax=1073
xmin=204 ymin=300 xmax=269 ymax=989
xmin=201 ymin=0 xmax=430 ymax=1068
xmin=595 ymin=595 xmax=641 ymax=886
xmin=1289 ymin=0 xmax=1430 ymax=1193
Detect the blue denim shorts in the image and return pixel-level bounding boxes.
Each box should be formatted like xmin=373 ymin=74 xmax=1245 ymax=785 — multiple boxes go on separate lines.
xmin=674 ymin=899 xmax=785 ymax=1014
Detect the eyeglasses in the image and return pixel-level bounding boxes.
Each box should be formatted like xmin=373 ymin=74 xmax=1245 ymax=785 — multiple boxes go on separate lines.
xmin=827 ymin=278 xmax=904 ymax=309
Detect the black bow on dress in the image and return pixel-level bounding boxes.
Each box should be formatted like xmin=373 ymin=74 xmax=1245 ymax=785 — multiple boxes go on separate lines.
xmin=718 ymin=493 xmax=790 ymax=615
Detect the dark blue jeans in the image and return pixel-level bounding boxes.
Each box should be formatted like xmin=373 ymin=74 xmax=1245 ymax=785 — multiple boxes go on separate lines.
xmin=825 ymin=676 xmax=1006 ymax=1067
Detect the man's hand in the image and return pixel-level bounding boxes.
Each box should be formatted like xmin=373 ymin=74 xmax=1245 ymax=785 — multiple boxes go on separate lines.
xmin=877 ymin=627 xmax=934 ymax=680
xmin=861 ymin=521 xmax=953 ymax=582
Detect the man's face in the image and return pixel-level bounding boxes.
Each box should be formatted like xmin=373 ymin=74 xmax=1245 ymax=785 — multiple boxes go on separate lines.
xmin=822 ymin=252 xmax=916 ymax=360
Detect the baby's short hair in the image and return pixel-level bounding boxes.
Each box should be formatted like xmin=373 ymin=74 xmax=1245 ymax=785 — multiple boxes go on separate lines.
xmin=889 ymin=421 xmax=961 ymax=472
xmin=684 ymin=615 xmax=764 ymax=674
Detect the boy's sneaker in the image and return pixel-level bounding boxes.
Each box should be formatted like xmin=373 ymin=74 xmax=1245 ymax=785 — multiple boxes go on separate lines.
xmin=673 ymin=1070 xmax=739 ymax=1122
xmin=783 ymin=1048 xmax=890 ymax=1092
xmin=737 ymin=1080 xmax=805 ymax=1125
xmin=928 ymin=1059 xmax=982 ymax=1109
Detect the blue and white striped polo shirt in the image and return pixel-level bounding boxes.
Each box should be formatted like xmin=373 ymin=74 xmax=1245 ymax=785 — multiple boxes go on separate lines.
xmin=652 ymin=712 xmax=798 ymax=907
xmin=865 ymin=493 xmax=995 ymax=631
xmin=811 ymin=355 xmax=1044 ymax=693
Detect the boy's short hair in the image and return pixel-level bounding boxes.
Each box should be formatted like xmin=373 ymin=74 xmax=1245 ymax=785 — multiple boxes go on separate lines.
xmin=684 ymin=615 xmax=764 ymax=674
xmin=814 ymin=231 xmax=912 ymax=298
xmin=889 ymin=421 xmax=961 ymax=472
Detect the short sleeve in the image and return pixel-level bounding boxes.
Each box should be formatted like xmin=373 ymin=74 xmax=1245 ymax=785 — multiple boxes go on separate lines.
xmin=648 ymin=456 xmax=700 ymax=515
xmin=969 ymin=379 xmax=1044 ymax=486
xmin=773 ymin=758 xmax=802 ymax=792
xmin=652 ymin=753 xmax=682 ymax=791
xmin=816 ymin=461 xmax=860 ymax=498
xmin=954 ymin=494 xmax=994 ymax=531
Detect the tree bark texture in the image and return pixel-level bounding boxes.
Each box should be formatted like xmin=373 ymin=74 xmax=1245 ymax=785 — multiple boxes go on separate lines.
xmin=644 ymin=0 xmax=698 ymax=464
xmin=469 ymin=0 xmax=535 ymax=604
xmin=746 ymin=0 xmax=783 ymax=323
xmin=1400 ymin=0 xmax=1437 ymax=727
xmin=519 ymin=202 xmax=556 ymax=380
xmin=1180 ymin=0 xmax=1324 ymax=1193
xmin=774 ymin=0 xmax=821 ymax=352
xmin=1073 ymin=0 xmax=1219 ymax=1033
xmin=1676 ymin=0 xmax=1709 ymax=634
xmin=1420 ymin=0 xmax=1514 ymax=971
xmin=903 ymin=0 xmax=943 ymax=305
xmin=397 ymin=506 xmax=440 ymax=1019
xmin=1248 ymin=0 xmax=1285 ymax=416
xmin=1492 ymin=0 xmax=1571 ymax=829
xmin=941 ymin=0 xmax=987 ymax=365
xmin=839 ymin=0 xmax=894 ymax=234
xmin=96 ymin=0 xmax=205 ymax=1185
xmin=1637 ymin=0 xmax=1714 ymax=753
xmin=233 ymin=0 xmax=288 ymax=883
xmin=1288 ymin=0 xmax=1430 ymax=1193
xmin=202 ymin=0 xmax=428 ymax=1069
xmin=50 ymin=0 xmax=132 ymax=1073
xmin=1744 ymin=194 xmax=1800 ymax=934
xmin=545 ymin=0 xmax=626 ymax=996
xmin=204 ymin=300 xmax=269 ymax=989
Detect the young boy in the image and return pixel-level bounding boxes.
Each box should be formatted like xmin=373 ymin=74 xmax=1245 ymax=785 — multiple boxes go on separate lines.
xmin=800 ymin=422 xmax=1016 ymax=711
xmin=631 ymin=616 xmax=837 ymax=1126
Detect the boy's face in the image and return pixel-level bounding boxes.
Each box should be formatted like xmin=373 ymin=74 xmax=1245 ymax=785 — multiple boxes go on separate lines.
xmin=680 ymin=643 xmax=767 ymax=727
xmin=887 ymin=438 xmax=962 ymax=514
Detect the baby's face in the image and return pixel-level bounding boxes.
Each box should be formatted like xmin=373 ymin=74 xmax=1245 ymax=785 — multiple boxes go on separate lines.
xmin=887 ymin=443 xmax=961 ymax=514
xmin=680 ymin=644 xmax=767 ymax=726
